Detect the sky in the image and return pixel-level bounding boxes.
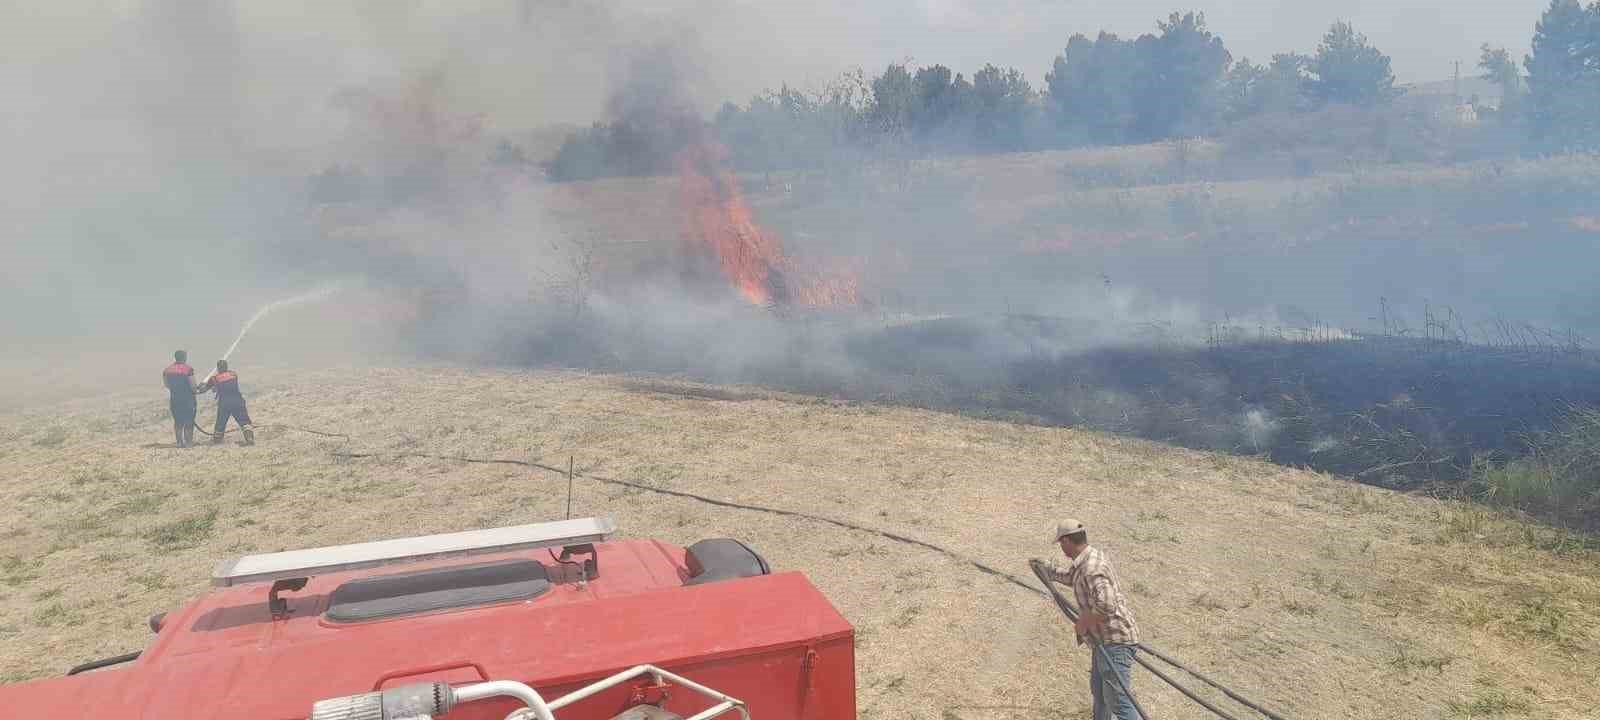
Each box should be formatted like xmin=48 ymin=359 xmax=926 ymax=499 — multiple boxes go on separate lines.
xmin=3 ymin=1 xmax=1551 ymax=135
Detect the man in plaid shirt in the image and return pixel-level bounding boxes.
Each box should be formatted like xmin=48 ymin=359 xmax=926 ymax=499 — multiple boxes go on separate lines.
xmin=1043 ymin=519 xmax=1141 ymax=720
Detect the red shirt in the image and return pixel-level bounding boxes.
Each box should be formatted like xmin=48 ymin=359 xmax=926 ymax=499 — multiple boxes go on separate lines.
xmin=210 ymin=371 xmax=244 ymax=404
xmin=163 ymin=362 xmax=194 ymax=398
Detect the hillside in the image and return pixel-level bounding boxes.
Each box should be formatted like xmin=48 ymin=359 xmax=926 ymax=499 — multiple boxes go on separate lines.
xmin=2 ymin=365 xmax=1597 ymax=719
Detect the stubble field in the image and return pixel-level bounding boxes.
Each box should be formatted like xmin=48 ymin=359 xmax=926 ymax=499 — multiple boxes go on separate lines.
xmin=1 ymin=365 xmax=1597 ymax=719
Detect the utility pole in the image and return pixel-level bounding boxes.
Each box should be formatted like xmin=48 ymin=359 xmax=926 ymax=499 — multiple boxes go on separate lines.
xmin=1453 ymin=61 xmax=1461 ymax=105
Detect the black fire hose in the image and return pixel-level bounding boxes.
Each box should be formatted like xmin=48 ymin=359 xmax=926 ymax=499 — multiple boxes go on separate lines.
xmin=1029 ymin=560 xmax=1291 ymax=720
xmin=1134 ymin=645 xmax=1290 ymax=720
xmin=191 ymin=420 xmax=348 ymax=440
xmin=187 ymin=400 xmax=348 ymax=441
xmin=180 ymin=378 xmax=348 ymax=441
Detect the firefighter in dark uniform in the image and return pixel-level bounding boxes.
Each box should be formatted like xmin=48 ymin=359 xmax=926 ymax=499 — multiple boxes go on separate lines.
xmin=197 ymin=360 xmax=255 ymax=445
xmin=162 ymin=350 xmax=198 ymax=447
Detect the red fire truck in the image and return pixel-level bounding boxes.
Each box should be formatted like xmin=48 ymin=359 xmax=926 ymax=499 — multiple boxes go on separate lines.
xmin=0 ymin=517 xmax=856 ymax=720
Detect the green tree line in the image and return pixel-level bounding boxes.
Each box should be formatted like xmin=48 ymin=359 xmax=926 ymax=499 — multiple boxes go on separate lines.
xmin=550 ymin=4 xmax=1599 ymax=181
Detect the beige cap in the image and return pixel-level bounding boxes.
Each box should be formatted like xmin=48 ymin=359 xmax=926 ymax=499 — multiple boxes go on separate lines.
xmin=1053 ymin=518 xmax=1086 ymax=543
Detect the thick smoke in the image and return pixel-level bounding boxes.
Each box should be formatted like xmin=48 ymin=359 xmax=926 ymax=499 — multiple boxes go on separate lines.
xmin=5 ymin=0 xmax=1593 ymax=479
xmin=0 ymin=1 xmax=726 ymax=400
xmin=0 ymin=2 xmax=859 ymax=360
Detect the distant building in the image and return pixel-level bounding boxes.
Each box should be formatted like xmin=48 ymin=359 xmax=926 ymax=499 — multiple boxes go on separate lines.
xmin=1398 ymin=76 xmax=1503 ymax=105
xmin=1397 ymin=76 xmax=1497 ymax=126
xmin=1446 ymin=102 xmax=1480 ymax=126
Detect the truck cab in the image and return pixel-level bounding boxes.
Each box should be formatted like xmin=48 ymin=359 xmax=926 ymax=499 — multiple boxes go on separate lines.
xmin=0 ymin=518 xmax=855 ymax=720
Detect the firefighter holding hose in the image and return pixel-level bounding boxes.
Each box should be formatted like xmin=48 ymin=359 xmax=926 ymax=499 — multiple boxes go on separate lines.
xmin=161 ymin=350 xmax=198 ymax=448
xmin=197 ymin=360 xmax=255 ymax=446
xmin=1042 ymin=519 xmax=1141 ymax=720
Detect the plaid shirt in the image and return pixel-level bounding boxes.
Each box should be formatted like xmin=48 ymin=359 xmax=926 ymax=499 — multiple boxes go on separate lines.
xmin=1047 ymin=546 xmax=1141 ymax=645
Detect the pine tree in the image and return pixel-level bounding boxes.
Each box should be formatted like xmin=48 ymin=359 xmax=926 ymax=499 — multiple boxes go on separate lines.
xmin=1307 ymin=21 xmax=1399 ymax=107
xmin=1524 ymin=0 xmax=1600 ymax=150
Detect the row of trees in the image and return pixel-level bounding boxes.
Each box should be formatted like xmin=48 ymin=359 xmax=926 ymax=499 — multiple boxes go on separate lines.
xmin=1047 ymin=15 xmax=1399 ymax=145
xmin=551 ymin=4 xmax=1597 ymax=180
xmin=551 ymin=14 xmax=1400 ymax=179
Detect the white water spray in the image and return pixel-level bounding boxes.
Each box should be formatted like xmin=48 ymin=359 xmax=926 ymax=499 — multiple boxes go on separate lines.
xmin=203 ymin=285 xmax=340 ymax=381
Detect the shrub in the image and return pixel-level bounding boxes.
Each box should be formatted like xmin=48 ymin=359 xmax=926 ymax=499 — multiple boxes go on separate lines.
xmin=1471 ymin=405 xmax=1600 ymax=527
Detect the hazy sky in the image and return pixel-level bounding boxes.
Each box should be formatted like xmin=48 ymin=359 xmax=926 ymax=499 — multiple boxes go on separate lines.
xmin=495 ymin=0 xmax=1553 ymax=121
xmin=3 ymin=1 xmax=1551 ymax=135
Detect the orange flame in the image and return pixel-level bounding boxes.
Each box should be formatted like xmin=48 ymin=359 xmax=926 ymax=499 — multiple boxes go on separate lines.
xmin=677 ymin=142 xmax=858 ymax=308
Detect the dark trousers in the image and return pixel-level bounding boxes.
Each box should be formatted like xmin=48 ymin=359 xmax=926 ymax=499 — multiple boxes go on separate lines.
xmin=170 ymin=399 xmax=196 ymax=447
xmin=214 ymin=402 xmax=252 ymax=435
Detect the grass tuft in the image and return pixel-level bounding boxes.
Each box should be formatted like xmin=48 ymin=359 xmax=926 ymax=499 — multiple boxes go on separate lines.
xmin=128 ymin=572 xmax=172 ymax=591
xmin=31 ymin=427 xmax=69 ymax=448
xmin=143 ymin=510 xmax=218 ymax=551
xmin=1437 ymin=503 xmax=1497 ymax=544
xmin=1446 ymin=687 xmax=1530 ymax=718
xmin=1510 ymin=597 xmax=1573 ymax=647
xmin=1390 ymin=645 xmax=1453 ymax=675
xmin=1126 ymin=579 xmax=1158 ymax=598
xmin=112 ymin=490 xmax=172 ymax=517
xmin=0 ymin=556 xmax=40 ymax=587
xmin=1191 ymin=592 xmax=1229 ymax=612
xmin=29 ymin=602 xmax=83 ymax=627
xmin=1469 ymin=406 xmax=1600 ymax=526
xmin=1281 ymin=592 xmax=1321 ymax=616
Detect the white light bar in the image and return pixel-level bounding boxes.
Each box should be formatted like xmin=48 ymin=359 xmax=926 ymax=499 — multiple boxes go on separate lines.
xmin=211 ymin=517 xmax=617 ymax=587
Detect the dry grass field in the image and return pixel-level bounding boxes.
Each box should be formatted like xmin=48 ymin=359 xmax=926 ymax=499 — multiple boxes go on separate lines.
xmin=2 ymin=365 xmax=1598 ymax=719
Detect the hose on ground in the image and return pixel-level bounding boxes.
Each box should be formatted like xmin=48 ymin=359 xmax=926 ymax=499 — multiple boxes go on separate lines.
xmin=331 ymin=449 xmax=1297 ymax=720
xmin=330 ymin=450 xmax=1039 ymax=593
xmin=191 ymin=419 xmax=349 ymax=440
xmin=1134 ymin=644 xmax=1291 ymax=720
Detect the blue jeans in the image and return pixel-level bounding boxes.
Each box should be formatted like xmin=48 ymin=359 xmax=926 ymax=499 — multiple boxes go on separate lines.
xmin=1091 ymin=643 xmax=1138 ymax=720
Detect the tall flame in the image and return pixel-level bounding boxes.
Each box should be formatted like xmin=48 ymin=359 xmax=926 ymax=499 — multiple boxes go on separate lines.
xmin=677 ymin=142 xmax=783 ymax=305
xmin=677 ymin=141 xmax=858 ymax=308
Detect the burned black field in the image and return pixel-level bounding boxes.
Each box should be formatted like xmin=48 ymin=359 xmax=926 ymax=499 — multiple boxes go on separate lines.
xmin=855 ymin=318 xmax=1597 ymax=482
xmin=507 ymin=310 xmax=1600 ymax=531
